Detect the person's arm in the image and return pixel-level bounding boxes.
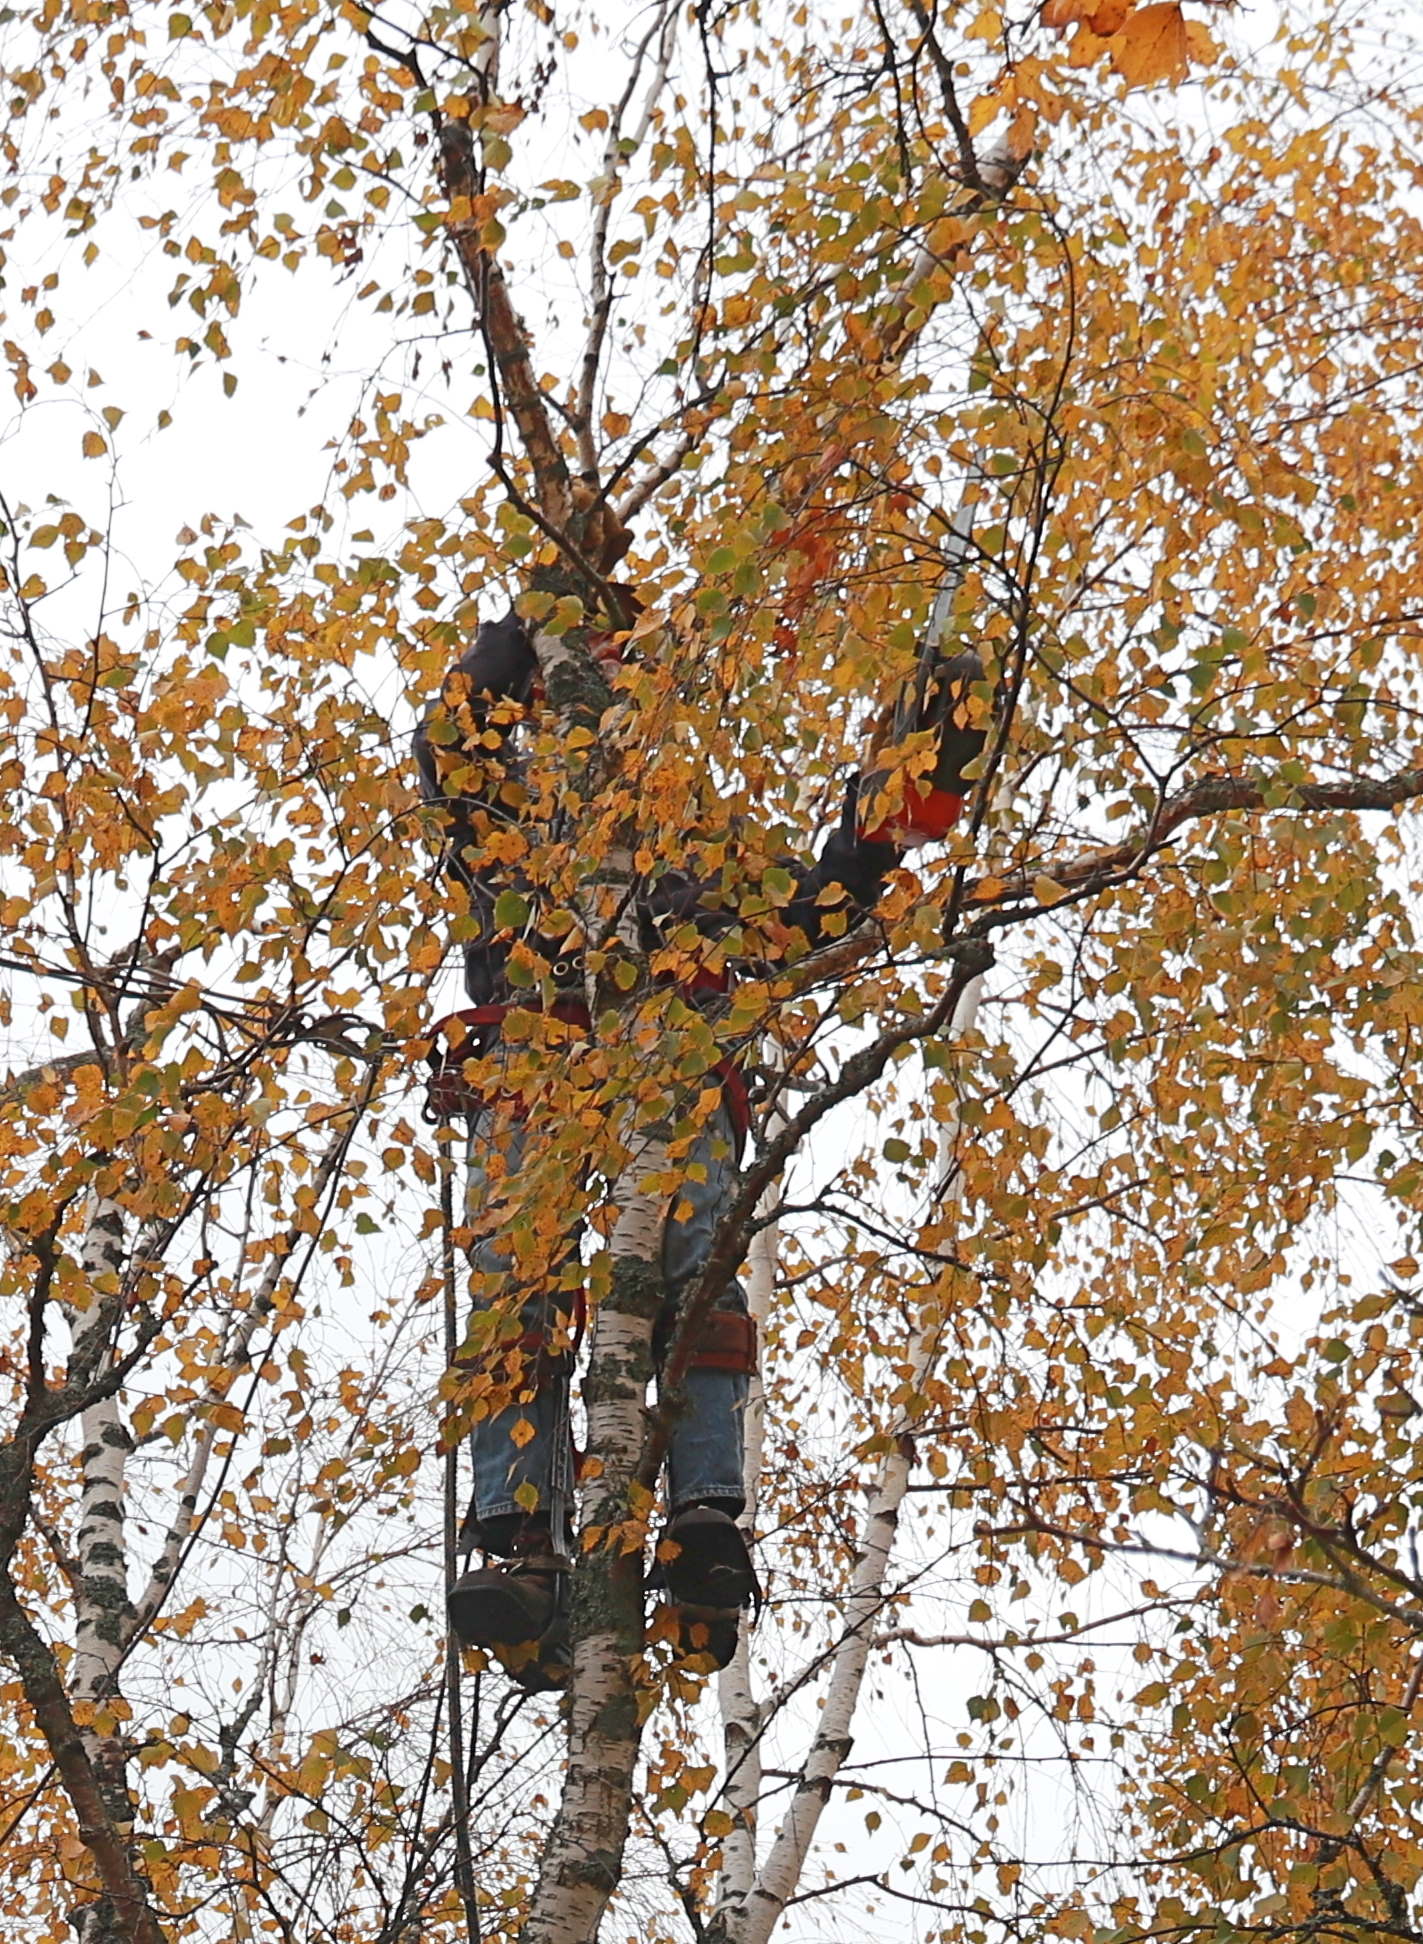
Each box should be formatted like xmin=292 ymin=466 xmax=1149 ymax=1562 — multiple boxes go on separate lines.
xmin=411 ymin=610 xmax=540 ymax=1004
xmin=779 ymin=783 xmax=900 ymax=944
xmin=857 ymin=648 xmax=987 ymax=846
xmin=412 ymin=609 xmax=538 ymax=806
xmin=783 ymin=651 xmax=989 ymax=946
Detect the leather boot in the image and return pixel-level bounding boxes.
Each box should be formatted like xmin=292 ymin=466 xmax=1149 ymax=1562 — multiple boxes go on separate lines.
xmin=657 ymin=1507 xmax=758 ymax=1672
xmin=659 ymin=1506 xmax=757 ymax=1609
xmin=448 ymin=1550 xmax=570 ymax=1693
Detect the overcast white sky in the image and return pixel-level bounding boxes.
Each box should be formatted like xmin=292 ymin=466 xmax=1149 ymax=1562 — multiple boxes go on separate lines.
xmin=3 ymin=3 xmax=1410 ymax=1936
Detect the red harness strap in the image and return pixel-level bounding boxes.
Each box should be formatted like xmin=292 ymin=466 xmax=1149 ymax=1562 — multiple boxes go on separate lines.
xmin=423 ymin=1001 xmax=592 ymax=1123
xmin=860 ymin=784 xmax=966 ymax=847
xmin=424 ymin=997 xmax=752 ymax=1144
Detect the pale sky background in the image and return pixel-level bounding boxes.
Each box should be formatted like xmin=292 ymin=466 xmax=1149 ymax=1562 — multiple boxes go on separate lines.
xmin=1 ymin=1 xmax=1408 ymax=1937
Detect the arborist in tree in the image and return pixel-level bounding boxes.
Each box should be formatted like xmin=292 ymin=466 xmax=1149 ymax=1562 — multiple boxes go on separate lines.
xmin=414 ymin=564 xmax=989 ymax=1693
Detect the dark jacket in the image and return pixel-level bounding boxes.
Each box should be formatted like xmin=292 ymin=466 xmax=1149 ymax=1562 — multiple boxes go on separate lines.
xmin=413 ymin=611 xmax=903 ymax=1009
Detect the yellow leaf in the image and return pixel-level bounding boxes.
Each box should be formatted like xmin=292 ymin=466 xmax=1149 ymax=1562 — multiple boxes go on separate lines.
xmin=1041 ymin=0 xmax=1102 ymax=23
xmin=81 ymin=430 xmax=106 ymax=458
xmin=172 ymin=1786 xmax=210 ymax=1840
xmin=1033 ymin=874 xmax=1068 ymax=905
xmin=968 ymin=94 xmax=1001 ymax=137
xmin=1110 ymin=2 xmax=1189 ymax=86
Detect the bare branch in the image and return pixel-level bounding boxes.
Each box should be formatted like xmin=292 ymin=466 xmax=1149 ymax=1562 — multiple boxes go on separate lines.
xmin=574 ymin=0 xmax=679 ymax=473
xmin=969 ymin=763 xmax=1423 ymax=918
xmin=125 ymin=1061 xmax=382 ymax=1647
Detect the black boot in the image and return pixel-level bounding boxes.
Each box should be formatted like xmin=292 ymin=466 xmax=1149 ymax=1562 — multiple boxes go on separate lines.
xmin=448 ymin=1545 xmax=570 ymax=1693
xmin=658 ymin=1507 xmax=758 ymax=1672
xmin=660 ymin=1506 xmax=758 ymax=1607
xmin=669 ymin=1604 xmax=742 ymax=1671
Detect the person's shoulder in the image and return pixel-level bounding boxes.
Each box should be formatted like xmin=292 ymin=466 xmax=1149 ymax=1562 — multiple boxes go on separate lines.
xmin=476 ymin=608 xmax=532 ymax=652
xmin=443 ymin=607 xmax=536 ymax=692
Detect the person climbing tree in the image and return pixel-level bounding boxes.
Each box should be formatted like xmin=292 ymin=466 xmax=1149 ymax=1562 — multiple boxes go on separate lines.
xmin=414 ymin=569 xmax=989 ymax=1692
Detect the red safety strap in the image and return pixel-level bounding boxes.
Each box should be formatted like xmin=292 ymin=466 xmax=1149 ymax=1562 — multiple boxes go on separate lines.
xmin=860 ymin=784 xmax=966 ymax=848
xmin=427 ymin=999 xmax=593 ymax=1058
xmin=713 ymin=1057 xmax=751 ymax=1147
xmin=424 ymin=1001 xmax=594 ymax=1123
xmin=427 ymin=999 xmax=751 ymax=1140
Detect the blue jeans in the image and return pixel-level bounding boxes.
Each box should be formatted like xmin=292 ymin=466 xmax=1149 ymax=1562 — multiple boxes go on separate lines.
xmin=460 ymin=1096 xmax=750 ymax=1555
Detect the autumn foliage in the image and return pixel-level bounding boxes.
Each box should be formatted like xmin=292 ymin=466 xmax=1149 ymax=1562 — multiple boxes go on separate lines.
xmin=4 ymin=0 xmax=1423 ymax=1940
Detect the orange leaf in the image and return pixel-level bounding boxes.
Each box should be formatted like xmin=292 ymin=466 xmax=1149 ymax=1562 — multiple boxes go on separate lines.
xmin=1042 ymin=0 xmax=1100 ymax=23
xmin=1183 ymin=17 xmax=1221 ymax=64
xmin=1089 ymin=0 xmax=1134 ymax=31
xmin=81 ymin=430 xmax=106 ymax=458
xmin=1110 ymin=1 xmax=1189 ymax=86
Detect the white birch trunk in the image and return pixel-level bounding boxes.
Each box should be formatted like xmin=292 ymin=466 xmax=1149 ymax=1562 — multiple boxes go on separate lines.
xmin=69 ymin=1197 xmax=134 ymax=1721
xmin=521 ymin=1132 xmax=670 ymax=1944
xmin=65 ymin=1195 xmax=140 ymax=1943
xmin=731 ymin=976 xmax=985 ymax=1944
xmin=713 ymin=1206 xmax=777 ymax=1918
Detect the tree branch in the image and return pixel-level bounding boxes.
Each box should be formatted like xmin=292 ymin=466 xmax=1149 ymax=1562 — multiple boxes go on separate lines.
xmin=967 ymin=763 xmax=1423 ymax=916
xmin=721 ymin=978 xmax=986 ymax=1944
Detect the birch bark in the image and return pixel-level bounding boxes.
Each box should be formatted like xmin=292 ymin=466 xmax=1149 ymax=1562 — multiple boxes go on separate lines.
xmin=66 ymin=1195 xmax=146 ymax=1944
xmin=70 ymin=1197 xmax=134 ymax=1712
xmin=520 ymin=1129 xmax=671 ymax=1944
xmin=712 ymin=1200 xmax=778 ymax=1919
xmin=728 ymin=976 xmax=985 ymax=1944
xmin=710 ymin=1044 xmax=787 ymax=1925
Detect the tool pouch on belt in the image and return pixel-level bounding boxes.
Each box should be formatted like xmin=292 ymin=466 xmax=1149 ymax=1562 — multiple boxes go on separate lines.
xmin=684 ymin=1309 xmax=758 ymax=1375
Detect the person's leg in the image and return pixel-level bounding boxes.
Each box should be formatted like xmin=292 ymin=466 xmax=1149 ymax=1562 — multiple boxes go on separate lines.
xmin=654 ymin=1098 xmax=758 ymax=1660
xmin=447 ymin=1105 xmax=577 ymax=1685
xmin=460 ymin=1109 xmax=577 ymax=1554
xmin=658 ymin=1099 xmax=753 ymax=1514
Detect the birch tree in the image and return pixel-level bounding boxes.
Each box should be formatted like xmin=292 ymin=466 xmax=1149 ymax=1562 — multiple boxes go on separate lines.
xmin=7 ymin=1 xmax=1423 ymax=1941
